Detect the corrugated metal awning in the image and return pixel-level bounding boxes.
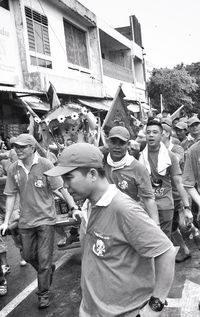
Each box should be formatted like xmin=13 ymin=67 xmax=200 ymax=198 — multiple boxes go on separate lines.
xmin=78 ymin=98 xmax=111 ymax=111
xmin=19 ymin=96 xmax=50 ymax=112
xmin=0 ymin=86 xmax=44 ymax=95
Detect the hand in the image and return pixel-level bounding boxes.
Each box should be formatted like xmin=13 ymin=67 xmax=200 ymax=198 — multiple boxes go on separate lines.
xmin=0 ymin=222 xmax=8 ymax=236
xmin=72 ymin=208 xmax=82 ymax=224
xmin=138 ymin=303 xmax=162 ymax=317
xmin=184 ymin=208 xmax=193 ymax=226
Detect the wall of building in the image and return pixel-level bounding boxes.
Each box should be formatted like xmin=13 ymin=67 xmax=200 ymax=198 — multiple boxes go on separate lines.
xmin=5 ymin=0 xmax=146 ymax=103
xmin=0 ymin=3 xmax=24 ymax=86
xmin=16 ymin=0 xmax=103 ymax=97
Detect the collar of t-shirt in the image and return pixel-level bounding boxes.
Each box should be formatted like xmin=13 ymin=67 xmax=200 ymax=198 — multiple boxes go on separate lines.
xmin=95 ymin=184 xmax=118 ymax=207
xmin=18 ymin=152 xmax=40 ymax=176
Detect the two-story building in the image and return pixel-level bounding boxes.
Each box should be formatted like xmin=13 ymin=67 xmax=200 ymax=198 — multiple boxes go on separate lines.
xmin=0 ymin=0 xmax=147 ymax=139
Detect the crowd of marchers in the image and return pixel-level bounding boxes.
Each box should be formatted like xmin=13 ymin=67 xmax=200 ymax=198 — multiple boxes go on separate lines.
xmin=0 ymin=113 xmax=200 ymax=316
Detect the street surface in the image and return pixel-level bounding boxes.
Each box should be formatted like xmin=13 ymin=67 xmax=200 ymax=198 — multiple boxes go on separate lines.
xmin=0 ymin=234 xmax=200 ymax=316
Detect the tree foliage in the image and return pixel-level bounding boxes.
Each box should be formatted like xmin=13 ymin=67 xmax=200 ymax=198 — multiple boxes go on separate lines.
xmin=185 ymin=62 xmax=200 ymax=114
xmin=147 ymin=66 xmax=197 ymax=114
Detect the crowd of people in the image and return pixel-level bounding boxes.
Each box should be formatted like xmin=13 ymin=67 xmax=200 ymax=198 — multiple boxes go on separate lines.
xmin=0 ymin=111 xmax=199 ymax=316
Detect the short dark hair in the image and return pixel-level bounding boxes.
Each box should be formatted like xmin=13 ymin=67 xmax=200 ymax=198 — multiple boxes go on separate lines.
xmin=146 ymin=118 xmax=163 ymax=131
xmin=78 ymin=166 xmax=106 ymax=178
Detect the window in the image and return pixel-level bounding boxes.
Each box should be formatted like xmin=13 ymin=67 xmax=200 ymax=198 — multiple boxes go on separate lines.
xmin=30 ymin=56 xmax=52 ymax=69
xmin=64 ymin=20 xmax=89 ymax=69
xmin=25 ymin=6 xmax=51 ymax=68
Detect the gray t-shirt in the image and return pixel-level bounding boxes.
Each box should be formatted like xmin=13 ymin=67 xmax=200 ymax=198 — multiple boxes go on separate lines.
xmin=80 ymin=187 xmax=172 ymax=317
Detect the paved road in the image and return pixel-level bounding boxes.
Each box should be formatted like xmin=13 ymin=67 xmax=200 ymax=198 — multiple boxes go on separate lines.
xmin=1 ymin=234 xmax=200 ymax=316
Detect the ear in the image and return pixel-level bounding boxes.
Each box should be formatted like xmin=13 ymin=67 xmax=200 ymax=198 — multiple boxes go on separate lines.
xmin=89 ymin=168 xmax=98 ymax=180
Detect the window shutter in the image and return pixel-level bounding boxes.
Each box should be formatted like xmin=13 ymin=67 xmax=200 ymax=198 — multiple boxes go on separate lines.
xmin=25 ymin=6 xmax=51 ymax=56
xmin=26 ymin=18 xmax=36 ymax=51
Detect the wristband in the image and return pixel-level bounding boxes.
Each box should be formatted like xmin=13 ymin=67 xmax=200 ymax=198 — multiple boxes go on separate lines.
xmin=148 ymin=296 xmax=167 ymax=312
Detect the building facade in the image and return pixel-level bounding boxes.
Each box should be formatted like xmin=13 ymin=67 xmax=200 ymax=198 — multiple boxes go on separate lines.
xmin=0 ymin=0 xmax=147 ymax=138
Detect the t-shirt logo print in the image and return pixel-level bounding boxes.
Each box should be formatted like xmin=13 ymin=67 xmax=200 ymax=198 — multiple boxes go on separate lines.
xmin=34 ymin=179 xmax=45 ymax=188
xmin=93 ymin=239 xmax=106 ymax=257
xmin=118 ymin=179 xmax=128 ymax=190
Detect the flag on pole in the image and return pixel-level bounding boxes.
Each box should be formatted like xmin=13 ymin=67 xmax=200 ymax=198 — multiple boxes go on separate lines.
xmin=148 ymin=97 xmax=153 ymax=117
xmin=138 ymin=100 xmax=147 ymax=123
xmin=170 ymin=105 xmax=185 ymax=121
xmin=160 ymin=94 xmax=164 ymax=113
xmin=102 ymin=84 xmax=135 ymax=138
xmin=47 ymin=82 xmax=61 ymax=109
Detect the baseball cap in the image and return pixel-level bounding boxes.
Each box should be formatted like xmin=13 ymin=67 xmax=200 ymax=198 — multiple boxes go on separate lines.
xmin=188 ymin=117 xmax=200 ymax=126
xmin=44 ymin=143 xmax=103 ymax=177
xmin=13 ymin=134 xmax=36 ymax=146
xmin=108 ymin=126 xmax=130 ymax=141
xmin=161 ymin=117 xmax=172 ymax=132
xmin=161 ymin=117 xmax=172 ymax=127
xmin=179 ymin=117 xmax=188 ymax=123
xmin=175 ymin=122 xmax=188 ymax=130
xmin=10 ymin=137 xmax=17 ymax=144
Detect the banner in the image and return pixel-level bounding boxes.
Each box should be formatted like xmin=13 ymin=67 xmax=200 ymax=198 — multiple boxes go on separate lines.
xmin=102 ymin=84 xmax=135 ymax=138
xmin=47 ymin=82 xmax=61 ymax=109
xmin=170 ymin=105 xmax=185 ymax=121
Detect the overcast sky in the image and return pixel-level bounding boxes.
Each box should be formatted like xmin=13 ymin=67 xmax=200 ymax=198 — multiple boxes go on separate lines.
xmin=79 ymin=0 xmax=200 ymax=69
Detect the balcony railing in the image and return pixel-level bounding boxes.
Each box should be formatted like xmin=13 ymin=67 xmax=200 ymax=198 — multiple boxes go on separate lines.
xmin=102 ymin=59 xmax=133 ymax=83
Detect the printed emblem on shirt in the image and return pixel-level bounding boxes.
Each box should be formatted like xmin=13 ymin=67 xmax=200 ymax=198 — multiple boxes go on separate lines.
xmin=93 ymin=239 xmax=106 ymax=257
xmin=151 ymin=177 xmax=164 ymax=197
xmin=118 ymin=179 xmax=128 ymax=190
xmin=34 ymin=179 xmax=45 ymax=188
xmin=92 ymin=231 xmax=111 ymax=257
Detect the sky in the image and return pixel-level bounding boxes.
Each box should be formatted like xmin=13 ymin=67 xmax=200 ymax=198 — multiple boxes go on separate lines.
xmin=79 ymin=0 xmax=200 ymax=69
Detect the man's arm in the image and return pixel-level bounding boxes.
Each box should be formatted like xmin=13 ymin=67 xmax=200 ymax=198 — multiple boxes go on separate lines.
xmin=0 ymin=194 xmax=16 ymax=235
xmin=142 ymin=197 xmax=159 ymax=225
xmin=139 ymin=245 xmax=176 ymax=316
xmin=185 ymin=186 xmax=200 ymax=221
xmin=54 ymin=187 xmax=82 ymax=219
xmin=0 ymin=176 xmax=7 ymax=185
xmin=172 ymin=175 xmax=193 ymax=224
xmin=54 ymin=187 xmax=76 ymax=209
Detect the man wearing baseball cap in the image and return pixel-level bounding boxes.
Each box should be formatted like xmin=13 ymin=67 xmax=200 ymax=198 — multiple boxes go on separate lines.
xmin=161 ymin=120 xmax=193 ymax=262
xmin=175 ymin=121 xmax=188 ymax=143
xmin=104 ymin=126 xmax=159 ymax=224
xmin=45 ymin=142 xmax=175 ymax=317
xmin=181 ymin=116 xmax=200 ymax=153
xmin=0 ymin=133 xmax=64 ymax=309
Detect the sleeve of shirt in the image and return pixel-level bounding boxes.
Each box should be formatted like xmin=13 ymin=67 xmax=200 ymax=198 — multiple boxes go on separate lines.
xmin=182 ymin=150 xmax=195 ymax=187
xmin=4 ymin=163 xmax=18 ymax=195
xmin=169 ymin=151 xmax=182 ymax=176
xmin=121 ymin=206 xmax=172 ymax=258
xmin=135 ymin=162 xmax=154 ymax=199
xmin=43 ymin=159 xmax=63 ymax=191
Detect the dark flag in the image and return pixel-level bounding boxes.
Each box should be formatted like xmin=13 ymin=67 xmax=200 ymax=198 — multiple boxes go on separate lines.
xmin=47 ymin=82 xmax=61 ymax=109
xmin=102 ymin=84 xmax=135 ymax=138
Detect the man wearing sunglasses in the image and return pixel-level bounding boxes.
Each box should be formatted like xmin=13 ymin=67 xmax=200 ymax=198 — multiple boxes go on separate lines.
xmin=0 ymin=134 xmax=63 ymax=309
